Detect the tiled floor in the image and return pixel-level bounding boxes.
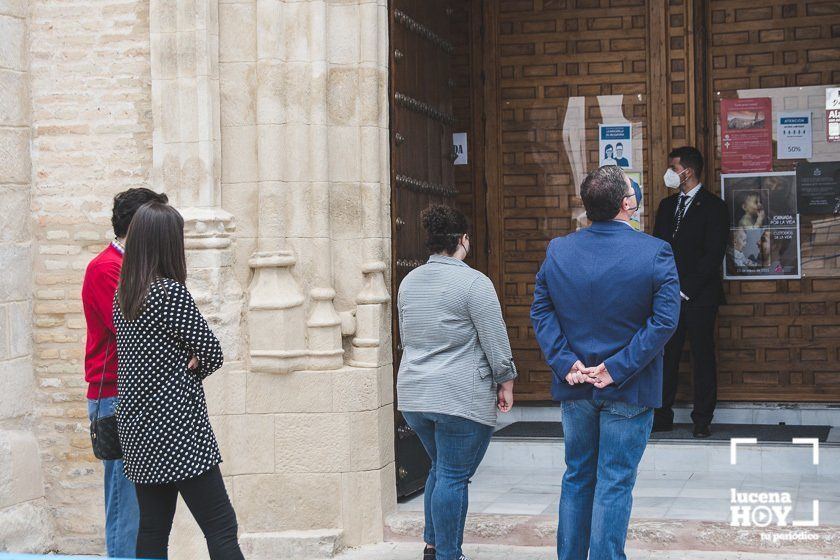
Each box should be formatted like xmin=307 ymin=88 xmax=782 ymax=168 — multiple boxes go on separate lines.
xmin=398 ymin=465 xmax=840 ymax=525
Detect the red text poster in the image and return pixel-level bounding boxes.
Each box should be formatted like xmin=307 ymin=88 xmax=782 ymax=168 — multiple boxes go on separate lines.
xmin=720 ymin=98 xmax=773 ymax=173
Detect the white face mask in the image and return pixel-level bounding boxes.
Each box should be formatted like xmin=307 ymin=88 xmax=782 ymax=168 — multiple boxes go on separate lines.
xmin=663 ymin=168 xmax=684 ymax=189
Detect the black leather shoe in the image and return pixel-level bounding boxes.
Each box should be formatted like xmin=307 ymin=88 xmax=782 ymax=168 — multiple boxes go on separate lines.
xmin=423 ymin=545 xmax=436 ymax=560
xmin=652 ymin=421 xmax=674 ymax=432
xmin=693 ymin=423 xmax=711 ymax=438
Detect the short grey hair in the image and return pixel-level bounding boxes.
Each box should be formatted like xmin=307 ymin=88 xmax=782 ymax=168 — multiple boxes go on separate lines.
xmin=580 ymin=165 xmax=628 ymax=222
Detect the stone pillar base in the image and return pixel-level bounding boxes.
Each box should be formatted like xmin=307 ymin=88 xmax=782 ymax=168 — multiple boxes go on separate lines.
xmin=240 ymin=529 xmax=344 ymax=559
xmin=0 ymin=430 xmax=50 ymax=552
xmin=0 ymin=498 xmax=52 ymax=553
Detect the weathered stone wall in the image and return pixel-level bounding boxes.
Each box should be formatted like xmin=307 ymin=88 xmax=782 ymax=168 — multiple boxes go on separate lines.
xmin=0 ymin=0 xmax=52 ymax=552
xmin=4 ymin=0 xmax=395 ymax=556
xmin=28 ymin=0 xmax=153 ymax=552
xmin=169 ymin=0 xmax=395 ymax=556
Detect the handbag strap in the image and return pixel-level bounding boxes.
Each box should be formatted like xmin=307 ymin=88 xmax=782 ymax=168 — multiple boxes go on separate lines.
xmin=94 ymin=339 xmax=112 ymax=422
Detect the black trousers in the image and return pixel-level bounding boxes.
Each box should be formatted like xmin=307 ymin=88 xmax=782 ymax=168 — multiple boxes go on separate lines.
xmin=134 ymin=465 xmax=244 ymax=560
xmin=655 ymin=304 xmax=719 ymax=426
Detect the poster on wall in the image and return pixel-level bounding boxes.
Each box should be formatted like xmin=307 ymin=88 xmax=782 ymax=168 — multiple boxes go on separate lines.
xmin=796 ymin=161 xmax=840 ymax=215
xmin=626 ymin=172 xmax=643 ymax=231
xmin=827 ymin=87 xmax=840 ymax=143
xmin=598 ymin=124 xmax=632 ymax=168
xmin=720 ymin=98 xmax=773 ymax=173
xmin=722 ymin=172 xmax=801 ymax=280
xmin=777 ymin=112 xmax=812 ymax=159
xmin=452 ymin=132 xmax=468 ymax=165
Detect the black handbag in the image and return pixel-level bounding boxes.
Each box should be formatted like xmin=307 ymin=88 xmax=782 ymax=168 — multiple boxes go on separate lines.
xmin=90 ymin=341 xmax=123 ymax=461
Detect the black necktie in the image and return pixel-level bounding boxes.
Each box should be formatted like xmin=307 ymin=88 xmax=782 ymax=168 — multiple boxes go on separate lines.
xmin=673 ymin=195 xmax=688 ymax=236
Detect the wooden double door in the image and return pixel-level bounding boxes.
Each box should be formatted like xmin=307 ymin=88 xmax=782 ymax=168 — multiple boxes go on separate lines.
xmin=391 ymin=0 xmax=840 ymax=435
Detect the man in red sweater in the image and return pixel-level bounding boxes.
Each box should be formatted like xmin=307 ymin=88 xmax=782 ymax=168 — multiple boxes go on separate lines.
xmin=83 ymin=187 xmax=168 ymax=558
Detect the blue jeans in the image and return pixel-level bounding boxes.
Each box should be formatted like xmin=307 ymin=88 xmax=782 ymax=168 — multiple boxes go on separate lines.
xmin=558 ymin=399 xmax=653 ymax=560
xmin=402 ymin=412 xmax=494 ymax=560
xmin=88 ymin=397 xmax=140 ymax=558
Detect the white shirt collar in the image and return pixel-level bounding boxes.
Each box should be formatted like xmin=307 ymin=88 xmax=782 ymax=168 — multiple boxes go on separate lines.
xmin=681 ymin=183 xmax=702 ymax=199
xmin=111 ymin=239 xmax=125 ymax=255
xmin=611 ymin=219 xmax=635 ymax=229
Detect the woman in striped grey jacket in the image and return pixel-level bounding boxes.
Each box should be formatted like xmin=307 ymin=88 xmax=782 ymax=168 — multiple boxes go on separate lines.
xmin=397 ymin=204 xmax=517 ymax=560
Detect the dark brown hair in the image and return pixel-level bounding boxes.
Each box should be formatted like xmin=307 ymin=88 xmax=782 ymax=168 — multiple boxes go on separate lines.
xmin=111 ymin=188 xmax=169 ymax=238
xmin=421 ymin=204 xmax=469 ymax=255
xmin=668 ymin=146 xmax=704 ymax=178
xmin=117 ymin=202 xmax=187 ymax=321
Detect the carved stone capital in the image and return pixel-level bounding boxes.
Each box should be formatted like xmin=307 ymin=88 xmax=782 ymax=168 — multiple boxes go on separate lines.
xmin=307 ymin=288 xmax=344 ymax=370
xmin=356 ymin=261 xmax=390 ymax=305
xmin=349 ymin=261 xmax=390 ymax=368
xmin=181 ymin=207 xmax=234 ymax=250
xmin=247 ymin=251 xmax=307 ymax=373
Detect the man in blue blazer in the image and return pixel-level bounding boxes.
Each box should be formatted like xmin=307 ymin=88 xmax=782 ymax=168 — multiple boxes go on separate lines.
xmin=531 ymin=166 xmax=680 ymax=560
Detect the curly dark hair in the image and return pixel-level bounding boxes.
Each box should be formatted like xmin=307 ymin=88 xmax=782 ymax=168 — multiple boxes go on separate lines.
xmin=420 ymin=204 xmax=469 ymax=255
xmin=111 ymin=188 xmax=169 ymax=238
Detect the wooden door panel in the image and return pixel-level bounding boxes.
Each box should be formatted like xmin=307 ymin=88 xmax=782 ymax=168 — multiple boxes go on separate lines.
xmin=701 ymin=0 xmax=840 ymax=402
xmin=487 ymin=0 xmax=654 ymax=400
xmin=390 ymin=0 xmax=458 ymax=497
xmin=480 ymin=0 xmax=840 ymax=402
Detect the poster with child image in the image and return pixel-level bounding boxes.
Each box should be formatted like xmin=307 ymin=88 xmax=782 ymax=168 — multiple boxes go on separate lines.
xmin=722 ymin=172 xmax=800 ymax=279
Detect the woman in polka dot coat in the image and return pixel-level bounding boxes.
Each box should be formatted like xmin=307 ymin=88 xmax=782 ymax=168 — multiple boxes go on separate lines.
xmin=114 ymin=201 xmax=244 ymax=560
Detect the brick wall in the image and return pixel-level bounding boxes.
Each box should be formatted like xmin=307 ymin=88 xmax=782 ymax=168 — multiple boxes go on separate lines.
xmin=28 ymin=0 xmax=153 ymax=551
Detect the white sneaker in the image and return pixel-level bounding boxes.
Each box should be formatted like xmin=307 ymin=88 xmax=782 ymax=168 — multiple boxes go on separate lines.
xmin=458 ymin=555 xmax=471 ymax=560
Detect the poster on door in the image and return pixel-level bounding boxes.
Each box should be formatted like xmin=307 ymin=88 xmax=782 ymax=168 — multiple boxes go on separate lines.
xmin=827 ymin=87 xmax=840 ymax=143
xmin=720 ymin=98 xmax=773 ymax=173
xmin=796 ymin=161 xmax=840 ymax=214
xmin=598 ymin=124 xmax=632 ymax=169
xmin=452 ymin=132 xmax=468 ymax=165
xmin=777 ymin=112 xmax=812 ymax=159
xmin=722 ymin=172 xmax=800 ymax=280
xmin=626 ymin=172 xmax=643 ymax=231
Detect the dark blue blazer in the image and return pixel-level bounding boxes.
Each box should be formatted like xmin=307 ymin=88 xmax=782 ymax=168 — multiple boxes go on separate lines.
xmin=530 ymin=220 xmax=681 ymax=408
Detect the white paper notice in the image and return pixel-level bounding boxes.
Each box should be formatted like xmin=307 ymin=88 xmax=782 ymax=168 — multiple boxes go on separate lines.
xmin=598 ymin=124 xmax=632 ymax=169
xmin=777 ymin=111 xmax=812 ymax=159
xmin=453 ymin=132 xmax=468 ymax=165
xmin=828 ymin=87 xmax=840 ymax=143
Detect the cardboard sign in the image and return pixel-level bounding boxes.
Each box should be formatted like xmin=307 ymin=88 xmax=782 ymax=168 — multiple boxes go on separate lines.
xmin=720 ymin=98 xmax=773 ymax=173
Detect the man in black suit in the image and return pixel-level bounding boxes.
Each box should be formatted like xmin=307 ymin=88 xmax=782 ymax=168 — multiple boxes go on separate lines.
xmin=652 ymin=146 xmax=729 ymax=438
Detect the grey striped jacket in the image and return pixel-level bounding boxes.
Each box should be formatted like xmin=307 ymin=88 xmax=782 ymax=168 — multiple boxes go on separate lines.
xmin=396 ymin=254 xmax=517 ymax=426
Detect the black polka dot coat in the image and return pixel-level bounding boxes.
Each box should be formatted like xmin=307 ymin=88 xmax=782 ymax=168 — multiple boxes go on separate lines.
xmin=113 ymin=278 xmax=224 ymax=485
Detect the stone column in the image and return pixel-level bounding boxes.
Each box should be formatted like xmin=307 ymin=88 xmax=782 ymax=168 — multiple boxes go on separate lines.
xmin=150 ymin=0 xmax=243 ymax=356
xmin=0 ymin=2 xmax=53 ymax=551
xmin=215 ymin=0 xmax=395 ymax=557
xmin=150 ymin=1 xmax=245 ymax=557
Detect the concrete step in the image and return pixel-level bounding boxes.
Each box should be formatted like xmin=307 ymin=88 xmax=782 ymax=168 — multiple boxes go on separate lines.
xmin=335 ymin=541 xmax=840 ymax=560
xmin=482 ymin=437 xmax=840 ymax=476
xmin=497 ymin=403 xmax=840 ymax=430
xmin=240 ymin=529 xmax=343 ymax=560
xmin=385 ymin=512 xmax=840 ymax=556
